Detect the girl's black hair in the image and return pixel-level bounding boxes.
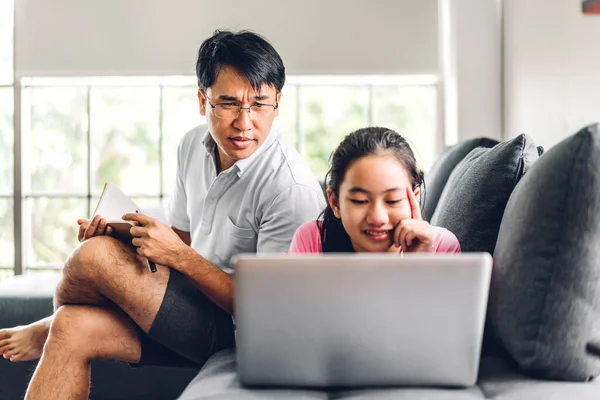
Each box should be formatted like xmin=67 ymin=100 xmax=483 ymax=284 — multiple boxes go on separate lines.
xmin=319 ymin=127 xmax=425 ymax=252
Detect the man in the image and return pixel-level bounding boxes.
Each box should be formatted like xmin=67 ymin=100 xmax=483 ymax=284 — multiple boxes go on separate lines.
xmin=0 ymin=30 xmax=324 ymax=399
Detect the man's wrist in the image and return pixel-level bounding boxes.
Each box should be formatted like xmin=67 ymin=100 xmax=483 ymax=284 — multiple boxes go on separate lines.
xmin=171 ymin=245 xmax=200 ymax=274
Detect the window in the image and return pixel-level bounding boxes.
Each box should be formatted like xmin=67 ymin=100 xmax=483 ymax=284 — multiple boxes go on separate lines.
xmin=20 ymin=78 xmax=206 ymax=272
xmin=0 ymin=87 xmax=13 ymax=277
xmin=1 ymin=75 xmax=439 ymax=278
xmin=0 ymin=76 xmax=439 ymax=280
xmin=285 ymin=76 xmax=438 ymax=178
xmin=10 ymin=75 xmax=437 ymax=277
xmin=0 ymin=0 xmax=13 ymax=280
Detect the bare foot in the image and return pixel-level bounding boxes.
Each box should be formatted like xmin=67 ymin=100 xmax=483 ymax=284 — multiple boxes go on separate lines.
xmin=0 ymin=316 xmax=53 ymax=362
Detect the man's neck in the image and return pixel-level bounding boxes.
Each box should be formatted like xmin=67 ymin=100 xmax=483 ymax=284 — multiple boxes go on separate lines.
xmin=215 ymin=147 xmax=234 ymax=174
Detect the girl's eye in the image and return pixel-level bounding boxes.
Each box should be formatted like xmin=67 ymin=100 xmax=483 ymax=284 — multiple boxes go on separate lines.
xmin=349 ymin=199 xmax=368 ymax=205
xmin=387 ymin=199 xmax=403 ymax=205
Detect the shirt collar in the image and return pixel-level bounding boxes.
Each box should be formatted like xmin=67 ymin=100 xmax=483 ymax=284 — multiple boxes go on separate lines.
xmin=201 ymin=128 xmax=216 ymax=154
xmin=234 ymin=128 xmax=280 ymax=176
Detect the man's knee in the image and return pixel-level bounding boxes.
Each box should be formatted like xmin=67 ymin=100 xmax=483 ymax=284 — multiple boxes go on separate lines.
xmin=48 ymin=305 xmax=141 ymax=362
xmin=47 ymin=306 xmax=95 ymax=351
xmin=63 ymin=236 xmax=123 ymax=281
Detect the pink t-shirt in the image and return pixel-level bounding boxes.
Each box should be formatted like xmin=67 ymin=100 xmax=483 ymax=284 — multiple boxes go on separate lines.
xmin=288 ymin=221 xmax=461 ymax=254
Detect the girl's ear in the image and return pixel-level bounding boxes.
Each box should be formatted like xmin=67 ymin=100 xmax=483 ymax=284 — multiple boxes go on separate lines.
xmin=326 ymin=188 xmax=341 ymax=219
xmin=413 ymin=187 xmax=421 ymax=198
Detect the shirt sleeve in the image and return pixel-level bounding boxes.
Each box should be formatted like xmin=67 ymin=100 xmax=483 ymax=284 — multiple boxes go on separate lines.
xmin=288 ymin=221 xmax=323 ymax=254
xmin=168 ymin=138 xmax=190 ymax=231
xmin=431 ymin=226 xmax=461 ymax=253
xmin=257 ymin=184 xmax=325 ymax=254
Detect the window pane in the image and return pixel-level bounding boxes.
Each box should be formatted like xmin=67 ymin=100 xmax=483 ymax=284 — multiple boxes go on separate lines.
xmin=26 ymin=268 xmax=61 ymax=276
xmin=26 ymin=198 xmax=86 ymax=266
xmin=372 ymin=86 xmax=437 ymax=171
xmin=90 ymin=87 xmax=160 ymax=195
xmin=301 ymin=86 xmax=369 ymax=179
xmin=0 ymin=198 xmax=13 ymax=270
xmin=275 ymin=85 xmax=298 ymax=149
xmin=0 ymin=0 xmax=13 ymax=84
xmin=26 ymin=87 xmax=88 ymax=193
xmin=0 ymin=268 xmax=13 ymax=281
xmin=162 ymin=87 xmax=204 ymax=197
xmin=0 ymin=88 xmax=12 ymax=193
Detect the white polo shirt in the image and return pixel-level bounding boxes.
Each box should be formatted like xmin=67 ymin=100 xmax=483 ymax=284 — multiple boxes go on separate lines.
xmin=168 ymin=125 xmax=326 ymax=274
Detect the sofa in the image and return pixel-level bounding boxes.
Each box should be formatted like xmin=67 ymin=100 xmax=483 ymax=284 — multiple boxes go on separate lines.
xmin=2 ymin=124 xmax=600 ymax=399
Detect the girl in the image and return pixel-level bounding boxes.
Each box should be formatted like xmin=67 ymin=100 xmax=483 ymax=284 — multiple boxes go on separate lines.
xmin=289 ymin=127 xmax=460 ymax=254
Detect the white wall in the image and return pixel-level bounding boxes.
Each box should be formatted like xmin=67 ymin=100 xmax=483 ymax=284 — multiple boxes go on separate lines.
xmin=504 ymin=0 xmax=600 ymax=149
xmin=15 ymin=0 xmax=439 ymax=77
xmin=439 ymin=0 xmax=503 ymax=144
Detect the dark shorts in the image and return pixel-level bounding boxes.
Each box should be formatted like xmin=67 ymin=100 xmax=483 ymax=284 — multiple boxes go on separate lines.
xmin=135 ymin=269 xmax=236 ymax=368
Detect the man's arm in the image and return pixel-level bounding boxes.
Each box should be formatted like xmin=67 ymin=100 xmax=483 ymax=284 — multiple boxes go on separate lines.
xmin=172 ymin=227 xmax=191 ymax=246
xmin=169 ymin=226 xmax=234 ymax=314
xmin=128 ymin=184 xmax=323 ymax=316
xmin=167 ymin=184 xmax=323 ymax=315
xmin=170 ymin=248 xmax=235 ymax=315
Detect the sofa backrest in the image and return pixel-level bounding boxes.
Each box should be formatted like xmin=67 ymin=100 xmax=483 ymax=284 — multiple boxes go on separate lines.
xmin=422 ymin=137 xmax=499 ymax=221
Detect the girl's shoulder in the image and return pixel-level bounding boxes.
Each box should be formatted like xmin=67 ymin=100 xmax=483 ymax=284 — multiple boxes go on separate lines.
xmin=289 ymin=220 xmax=323 ymax=254
xmin=430 ymin=226 xmax=461 ymax=253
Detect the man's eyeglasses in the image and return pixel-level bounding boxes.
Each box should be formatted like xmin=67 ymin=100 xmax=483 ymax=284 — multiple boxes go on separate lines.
xmin=206 ymin=96 xmax=278 ymax=120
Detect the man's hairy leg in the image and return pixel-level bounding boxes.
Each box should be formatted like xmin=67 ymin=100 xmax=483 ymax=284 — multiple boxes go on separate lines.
xmin=25 ymin=305 xmax=142 ymax=400
xmin=55 ymin=235 xmax=170 ymax=331
xmin=0 ymin=236 xmax=170 ymax=362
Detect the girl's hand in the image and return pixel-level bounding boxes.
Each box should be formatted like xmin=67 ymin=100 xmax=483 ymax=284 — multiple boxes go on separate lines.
xmin=393 ymin=187 xmax=433 ymax=253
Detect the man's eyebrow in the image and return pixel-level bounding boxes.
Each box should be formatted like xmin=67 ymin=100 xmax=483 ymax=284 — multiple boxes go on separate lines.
xmin=347 ymin=187 xmax=402 ymax=194
xmin=215 ymin=94 xmax=272 ymax=102
xmin=216 ymin=95 xmax=238 ymax=101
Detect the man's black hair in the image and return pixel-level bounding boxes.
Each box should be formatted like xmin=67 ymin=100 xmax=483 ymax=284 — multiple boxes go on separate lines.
xmin=196 ymin=30 xmax=285 ymax=92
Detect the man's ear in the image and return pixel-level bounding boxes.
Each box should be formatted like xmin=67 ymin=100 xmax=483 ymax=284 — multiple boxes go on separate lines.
xmin=326 ymin=188 xmax=341 ymax=219
xmin=198 ymin=89 xmax=207 ymax=116
xmin=274 ymin=91 xmax=281 ymax=118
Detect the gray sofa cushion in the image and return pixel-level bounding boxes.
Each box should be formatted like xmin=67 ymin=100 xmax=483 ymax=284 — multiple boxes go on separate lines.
xmin=422 ymin=137 xmax=499 ymax=221
xmin=177 ymin=348 xmax=600 ymax=399
xmin=430 ymin=134 xmax=539 ymax=255
xmin=489 ymin=124 xmax=600 ymax=381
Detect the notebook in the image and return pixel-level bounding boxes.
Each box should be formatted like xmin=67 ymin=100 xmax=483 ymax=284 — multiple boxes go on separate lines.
xmin=91 ymin=183 xmax=140 ymax=242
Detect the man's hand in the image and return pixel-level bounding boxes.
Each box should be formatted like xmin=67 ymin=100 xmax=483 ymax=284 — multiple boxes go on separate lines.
xmin=123 ymin=212 xmax=190 ymax=267
xmin=393 ymin=187 xmax=433 ymax=253
xmin=77 ymin=215 xmax=112 ymax=243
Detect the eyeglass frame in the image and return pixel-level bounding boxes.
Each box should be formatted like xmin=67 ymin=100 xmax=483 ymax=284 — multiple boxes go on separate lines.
xmin=204 ymin=94 xmax=279 ymax=119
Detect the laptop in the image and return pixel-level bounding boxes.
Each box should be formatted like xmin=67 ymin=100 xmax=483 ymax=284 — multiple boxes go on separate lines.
xmin=233 ymin=253 xmax=493 ymax=388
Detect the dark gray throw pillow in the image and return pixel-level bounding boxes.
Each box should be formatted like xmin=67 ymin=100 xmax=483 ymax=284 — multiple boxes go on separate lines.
xmin=489 ymin=124 xmax=600 ymax=381
xmin=422 ymin=137 xmax=499 ymax=221
xmin=430 ymin=134 xmax=539 ymax=255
